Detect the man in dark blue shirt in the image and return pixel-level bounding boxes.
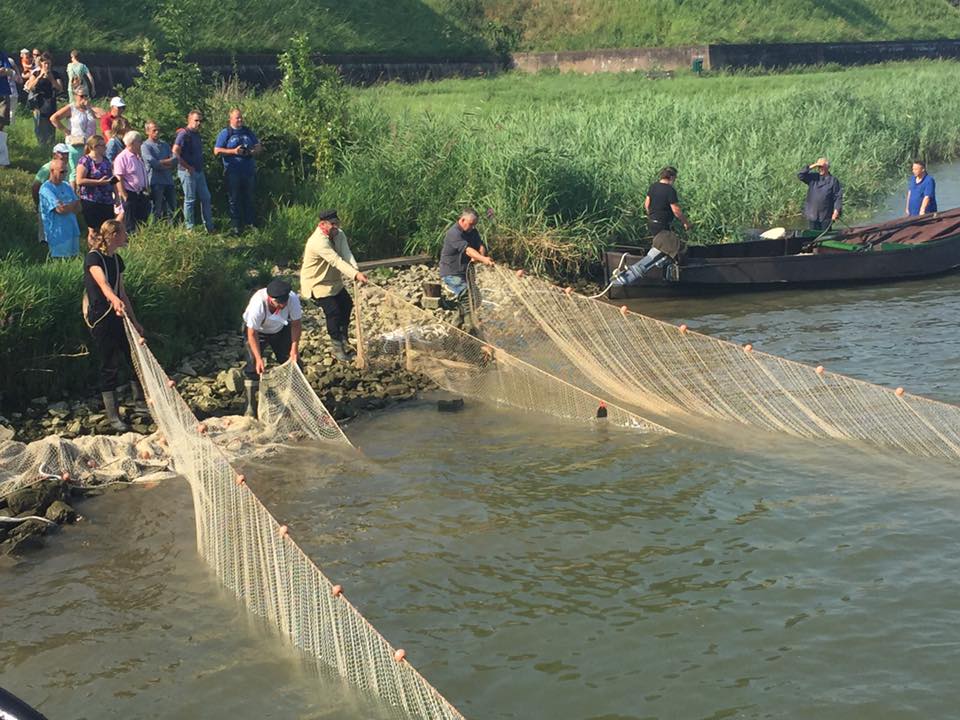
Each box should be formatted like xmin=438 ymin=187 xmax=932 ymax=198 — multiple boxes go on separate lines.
xmin=439 ymin=208 xmax=494 ymax=334
xmin=797 ymin=157 xmax=843 ymax=231
xmin=173 ymin=109 xmax=214 ymax=232
xmin=906 ymin=160 xmax=937 ymax=217
xmin=214 ymin=108 xmax=262 ymax=234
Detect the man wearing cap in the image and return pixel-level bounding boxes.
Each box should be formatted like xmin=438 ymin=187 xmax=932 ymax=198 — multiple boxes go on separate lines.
xmin=32 ymin=143 xmax=72 ymax=243
xmin=798 ymin=157 xmax=843 ymax=231
xmin=39 ymin=157 xmax=81 ymax=258
xmin=241 ymin=278 xmax=302 ymax=417
xmin=100 ymin=96 xmax=126 ymax=136
xmin=300 ymin=210 xmax=369 ymax=361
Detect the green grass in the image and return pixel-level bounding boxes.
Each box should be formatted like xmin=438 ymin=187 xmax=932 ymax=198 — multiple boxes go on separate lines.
xmin=309 ymin=61 xmax=960 ymax=274
xmin=2 ymin=0 xmax=960 ymax=57
xmin=4 ymin=60 xmax=960 ymax=407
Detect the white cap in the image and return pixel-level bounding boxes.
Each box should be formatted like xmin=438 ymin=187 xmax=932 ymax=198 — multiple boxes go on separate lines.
xmin=110 ymin=96 xmax=126 ymax=108
xmin=20 ymin=49 xmax=30 ymax=55
xmin=53 ymin=143 xmax=71 ymax=154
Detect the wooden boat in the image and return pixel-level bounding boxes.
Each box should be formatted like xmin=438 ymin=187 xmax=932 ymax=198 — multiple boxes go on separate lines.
xmin=604 ymin=208 xmax=960 ymax=297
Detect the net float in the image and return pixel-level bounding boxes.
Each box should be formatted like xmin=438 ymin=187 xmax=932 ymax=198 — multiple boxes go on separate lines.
xmin=166 ymin=379 xmax=175 ymax=388
xmin=816 ymin=366 xmax=825 ymax=375
xmin=394 ymin=649 xmax=406 ymax=662
xmin=196 ymin=423 xmax=207 ymax=434
xmin=895 ymin=387 xmax=905 ymax=397
xmin=744 ymin=343 xmax=753 ymax=353
xmin=61 ymin=472 xmax=71 ymax=482
xmin=278 ymin=525 xmax=288 ymax=537
xmin=679 ymin=324 xmax=688 ymax=334
xmin=235 ymin=474 xmax=246 ymax=485
xmin=620 ymin=306 xmax=629 ymax=316
xmin=515 ymin=269 xmax=525 ymax=278
xmin=564 ymin=287 xmax=573 ymax=296
xmin=331 ymin=584 xmax=343 ymax=597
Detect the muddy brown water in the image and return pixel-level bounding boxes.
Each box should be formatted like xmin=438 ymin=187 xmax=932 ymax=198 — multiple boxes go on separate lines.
xmin=4 ymin=173 xmax=960 ymax=719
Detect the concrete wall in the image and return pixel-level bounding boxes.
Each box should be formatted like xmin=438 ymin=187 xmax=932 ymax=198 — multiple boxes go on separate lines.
xmin=511 ymin=46 xmax=708 ymax=74
xmin=708 ymin=39 xmax=960 ymax=69
xmin=65 ymin=38 xmax=960 ymax=93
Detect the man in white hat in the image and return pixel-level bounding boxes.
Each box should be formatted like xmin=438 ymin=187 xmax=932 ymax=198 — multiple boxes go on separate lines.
xmin=100 ymin=96 xmax=126 ymax=136
xmin=797 ymin=157 xmax=843 ymax=231
xmin=32 ymin=143 xmax=72 ymax=243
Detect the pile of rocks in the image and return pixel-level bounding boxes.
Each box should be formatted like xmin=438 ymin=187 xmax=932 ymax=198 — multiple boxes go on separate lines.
xmin=0 ymin=477 xmax=79 ymax=555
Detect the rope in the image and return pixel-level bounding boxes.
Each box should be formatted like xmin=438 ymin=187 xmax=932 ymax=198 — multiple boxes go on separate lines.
xmin=587 ymin=252 xmax=630 ymax=299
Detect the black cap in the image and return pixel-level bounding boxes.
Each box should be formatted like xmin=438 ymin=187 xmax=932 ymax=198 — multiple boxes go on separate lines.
xmin=318 ymin=209 xmax=339 ymax=222
xmin=266 ymin=278 xmax=291 ymax=303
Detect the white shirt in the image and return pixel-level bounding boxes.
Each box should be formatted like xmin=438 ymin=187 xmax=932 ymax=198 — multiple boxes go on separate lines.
xmin=242 ymin=288 xmax=302 ymax=335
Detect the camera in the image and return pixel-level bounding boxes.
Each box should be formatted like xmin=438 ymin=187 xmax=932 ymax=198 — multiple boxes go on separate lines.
xmin=237 ymin=144 xmax=253 ymax=155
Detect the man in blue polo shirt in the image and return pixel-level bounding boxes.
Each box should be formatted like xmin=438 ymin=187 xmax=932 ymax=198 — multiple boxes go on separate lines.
xmin=172 ymin=109 xmax=214 ymax=232
xmin=214 ymin=108 xmax=262 ymax=234
xmin=906 ymin=160 xmax=937 ymax=217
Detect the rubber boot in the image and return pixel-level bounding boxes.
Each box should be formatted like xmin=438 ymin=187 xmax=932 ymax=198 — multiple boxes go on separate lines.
xmin=244 ymin=379 xmax=259 ymax=418
xmin=338 ymin=327 xmax=357 ymax=359
xmin=330 ymin=339 xmax=350 ymax=362
xmin=130 ymin=379 xmax=149 ymax=414
xmin=102 ymin=391 xmax=130 ymax=433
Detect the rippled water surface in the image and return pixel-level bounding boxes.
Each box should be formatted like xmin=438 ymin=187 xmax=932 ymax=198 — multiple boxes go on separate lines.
xmin=4 ymin=184 xmax=960 ymax=719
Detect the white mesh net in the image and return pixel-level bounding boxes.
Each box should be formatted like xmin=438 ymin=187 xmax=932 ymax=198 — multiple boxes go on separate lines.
xmin=355 ymin=282 xmax=669 ymax=434
xmin=473 ymin=265 xmax=960 ymax=460
xmin=257 ymin=360 xmax=354 ymax=447
xmin=122 ymin=318 xmax=467 ymax=720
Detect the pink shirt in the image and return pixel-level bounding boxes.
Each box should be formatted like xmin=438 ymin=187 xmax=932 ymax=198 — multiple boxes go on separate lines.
xmin=113 ymin=148 xmax=148 ymax=193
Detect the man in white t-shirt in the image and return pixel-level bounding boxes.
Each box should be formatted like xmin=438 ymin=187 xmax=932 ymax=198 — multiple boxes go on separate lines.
xmin=241 ymin=278 xmax=302 ymax=417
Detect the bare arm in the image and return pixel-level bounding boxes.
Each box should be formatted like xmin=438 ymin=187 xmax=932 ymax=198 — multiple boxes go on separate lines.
xmin=670 ymin=203 xmax=691 ymax=230
xmin=246 ymin=326 xmax=265 ymax=374
xmin=905 ymin=189 xmax=911 ymax=216
xmin=89 ymin=265 xmax=125 ymax=316
xmin=466 ymin=246 xmax=494 ymax=265
xmin=117 ymin=276 xmax=143 ymax=334
xmin=50 ymin=104 xmax=71 ymax=133
xmin=919 ymin=194 xmax=931 ymax=215
xmin=86 ymin=72 xmax=95 ymax=97
xmin=289 ymin=319 xmax=301 ymax=361
xmin=172 ymin=142 xmax=193 ymax=173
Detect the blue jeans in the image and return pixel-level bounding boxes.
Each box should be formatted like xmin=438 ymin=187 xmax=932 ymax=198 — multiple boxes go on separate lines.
xmin=226 ymin=172 xmax=256 ymax=232
xmin=177 ymin=169 xmax=214 ymax=230
xmin=441 ymin=274 xmax=469 ymax=298
xmin=151 ymin=183 xmax=177 ymax=221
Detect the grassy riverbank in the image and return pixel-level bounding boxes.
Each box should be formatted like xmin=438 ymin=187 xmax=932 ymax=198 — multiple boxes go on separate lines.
xmin=317 ymin=61 xmax=960 ymax=269
xmin=3 ymin=0 xmax=960 ymax=56
xmin=3 ymin=60 xmax=959 ymax=408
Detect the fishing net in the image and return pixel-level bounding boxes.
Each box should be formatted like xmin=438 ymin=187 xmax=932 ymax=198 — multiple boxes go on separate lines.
xmin=472 ymin=265 xmax=960 ymax=460
xmin=122 ymin=318 xmax=467 ymax=720
xmin=354 ymin=283 xmax=668 ymax=434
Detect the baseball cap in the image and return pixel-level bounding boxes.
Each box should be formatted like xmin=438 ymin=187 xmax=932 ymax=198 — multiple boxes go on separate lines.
xmin=266 ymin=278 xmax=292 ymax=304
xmin=53 ymin=143 xmax=71 ymax=154
xmin=20 ymin=49 xmax=29 ymax=55
xmin=318 ymin=209 xmax=339 ymax=222
xmin=110 ymin=96 xmax=126 ymax=108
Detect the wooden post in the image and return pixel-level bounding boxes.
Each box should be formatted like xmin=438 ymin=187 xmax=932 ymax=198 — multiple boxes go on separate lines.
xmin=353 ymin=283 xmax=368 ymax=371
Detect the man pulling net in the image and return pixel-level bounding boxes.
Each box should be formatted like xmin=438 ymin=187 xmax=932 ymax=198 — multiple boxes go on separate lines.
xmin=241 ymin=278 xmax=302 ymax=417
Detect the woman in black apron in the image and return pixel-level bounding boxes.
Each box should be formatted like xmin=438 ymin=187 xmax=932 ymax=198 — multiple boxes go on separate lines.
xmin=83 ymin=219 xmax=146 ymax=432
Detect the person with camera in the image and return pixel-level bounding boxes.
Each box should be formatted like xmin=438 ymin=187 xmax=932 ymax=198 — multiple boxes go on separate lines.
xmin=23 ymin=53 xmax=62 ymax=148
xmin=75 ymin=134 xmax=119 ymax=241
xmin=214 ymin=108 xmax=262 ymax=235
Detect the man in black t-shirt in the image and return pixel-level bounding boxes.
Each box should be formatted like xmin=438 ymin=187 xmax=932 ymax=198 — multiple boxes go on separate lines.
xmin=644 ymin=166 xmax=691 ymax=236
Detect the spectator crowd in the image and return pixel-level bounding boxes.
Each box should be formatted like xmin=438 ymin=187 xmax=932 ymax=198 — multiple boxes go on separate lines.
xmin=2 ymin=48 xmax=263 ymax=257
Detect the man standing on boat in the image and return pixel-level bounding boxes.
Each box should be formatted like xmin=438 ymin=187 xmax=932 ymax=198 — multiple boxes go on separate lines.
xmin=644 ymin=166 xmax=692 ymax=236
xmin=798 ymin=157 xmax=842 ymax=231
xmin=905 ymin=160 xmax=937 ymax=217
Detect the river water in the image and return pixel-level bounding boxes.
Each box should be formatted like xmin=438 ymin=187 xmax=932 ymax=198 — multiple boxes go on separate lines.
xmin=4 ymin=174 xmax=960 ymax=719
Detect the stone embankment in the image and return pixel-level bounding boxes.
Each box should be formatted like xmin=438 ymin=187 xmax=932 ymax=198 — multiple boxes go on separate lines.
xmin=0 ymin=265 xmax=455 ymax=555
